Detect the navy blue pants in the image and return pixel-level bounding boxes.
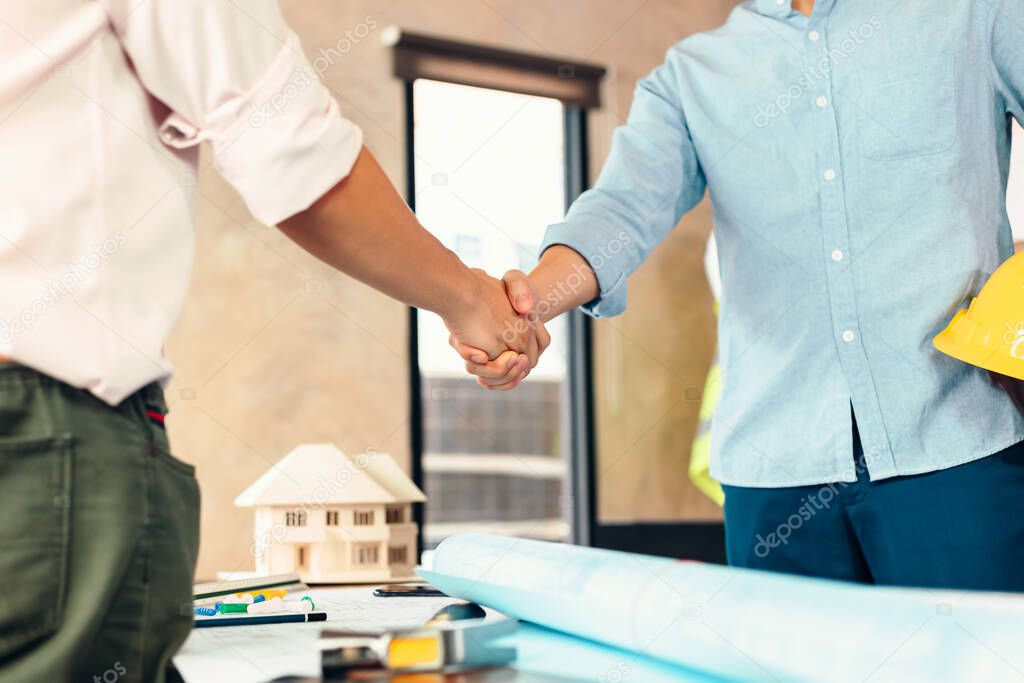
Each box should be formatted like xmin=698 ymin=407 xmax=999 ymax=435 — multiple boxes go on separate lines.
xmin=723 ymin=419 xmax=1024 ymax=591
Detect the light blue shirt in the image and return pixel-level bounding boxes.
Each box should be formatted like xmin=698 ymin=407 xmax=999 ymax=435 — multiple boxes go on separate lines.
xmin=541 ymin=0 xmax=1024 ymax=487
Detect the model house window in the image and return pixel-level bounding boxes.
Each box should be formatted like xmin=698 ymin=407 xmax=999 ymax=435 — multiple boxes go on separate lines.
xmin=326 ymin=510 xmax=339 ymax=526
xmin=297 ymin=546 xmax=306 ymax=567
xmin=388 ymin=546 xmax=408 ymax=564
xmin=355 ymin=544 xmax=379 ymax=565
xmin=385 ymin=506 xmax=404 ymax=524
xmin=285 ymin=510 xmax=307 ymax=527
xmin=353 ymin=510 xmax=374 ymax=526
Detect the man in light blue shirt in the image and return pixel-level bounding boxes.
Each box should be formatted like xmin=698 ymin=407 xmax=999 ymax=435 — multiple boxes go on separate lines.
xmin=454 ymin=0 xmax=1024 ymax=590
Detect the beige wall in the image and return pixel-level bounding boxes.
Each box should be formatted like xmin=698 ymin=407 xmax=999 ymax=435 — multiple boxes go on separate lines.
xmin=166 ymin=0 xmax=738 ymax=580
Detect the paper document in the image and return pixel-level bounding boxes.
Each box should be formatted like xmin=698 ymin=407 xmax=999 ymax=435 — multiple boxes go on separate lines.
xmin=421 ymin=533 xmax=1024 ymax=683
xmin=175 ymin=586 xmax=465 ymax=683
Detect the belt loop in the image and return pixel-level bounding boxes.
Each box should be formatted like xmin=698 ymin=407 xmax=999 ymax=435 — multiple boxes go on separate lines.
xmin=142 ymin=384 xmax=169 ymax=442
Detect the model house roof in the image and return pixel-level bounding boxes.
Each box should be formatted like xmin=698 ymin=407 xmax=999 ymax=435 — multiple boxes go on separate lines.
xmin=235 ymin=444 xmax=426 ymax=507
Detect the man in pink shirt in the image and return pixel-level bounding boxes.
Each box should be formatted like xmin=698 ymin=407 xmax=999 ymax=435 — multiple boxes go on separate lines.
xmin=0 ymin=1 xmax=545 ymax=680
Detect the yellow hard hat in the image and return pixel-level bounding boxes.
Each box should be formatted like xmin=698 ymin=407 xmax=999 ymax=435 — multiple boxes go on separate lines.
xmin=934 ymin=251 xmax=1024 ymax=380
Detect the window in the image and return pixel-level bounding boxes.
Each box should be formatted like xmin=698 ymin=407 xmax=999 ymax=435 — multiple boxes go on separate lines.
xmin=285 ymin=510 xmax=307 ymax=527
xmin=411 ymin=79 xmax=574 ymax=549
xmin=326 ymin=510 xmax=339 ymax=526
xmin=385 ymin=506 xmax=404 ymax=524
xmin=388 ymin=546 xmax=408 ymax=565
xmin=297 ymin=546 xmax=306 ymax=567
xmin=353 ymin=510 xmax=374 ymax=526
xmin=453 ymin=234 xmax=482 ymax=260
xmin=395 ymin=31 xmax=605 ymax=554
xmin=355 ymin=544 xmax=379 ymax=565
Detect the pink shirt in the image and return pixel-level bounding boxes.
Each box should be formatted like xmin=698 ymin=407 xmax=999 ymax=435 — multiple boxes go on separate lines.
xmin=0 ymin=0 xmax=362 ymax=404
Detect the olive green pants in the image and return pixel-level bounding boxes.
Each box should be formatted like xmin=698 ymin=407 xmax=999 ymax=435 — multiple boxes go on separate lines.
xmin=0 ymin=364 xmax=199 ymax=683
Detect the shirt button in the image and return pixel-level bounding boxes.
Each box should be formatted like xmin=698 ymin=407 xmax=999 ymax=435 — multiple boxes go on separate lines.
xmin=824 ymin=169 xmax=837 ymax=181
xmin=831 ymin=249 xmax=844 ymax=262
xmin=816 ymin=96 xmax=829 ymax=108
xmin=809 ymin=31 xmax=821 ymax=42
xmin=842 ymin=330 xmax=856 ymax=343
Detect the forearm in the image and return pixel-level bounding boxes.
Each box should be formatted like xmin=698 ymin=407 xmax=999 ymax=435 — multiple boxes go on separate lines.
xmin=528 ymin=245 xmax=600 ymax=323
xmin=279 ymin=147 xmax=475 ymax=319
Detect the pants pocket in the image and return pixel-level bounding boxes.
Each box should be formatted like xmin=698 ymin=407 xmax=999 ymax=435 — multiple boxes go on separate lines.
xmin=0 ymin=435 xmax=72 ymax=659
xmin=150 ymin=445 xmax=200 ymax=578
xmin=145 ymin=445 xmax=199 ymax=643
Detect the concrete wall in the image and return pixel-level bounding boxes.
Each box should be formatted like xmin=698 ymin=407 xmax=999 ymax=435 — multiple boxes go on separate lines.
xmin=166 ymin=0 xmax=738 ymax=580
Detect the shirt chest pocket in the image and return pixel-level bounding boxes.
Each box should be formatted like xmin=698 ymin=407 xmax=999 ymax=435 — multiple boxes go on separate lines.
xmin=853 ymin=53 xmax=958 ymax=161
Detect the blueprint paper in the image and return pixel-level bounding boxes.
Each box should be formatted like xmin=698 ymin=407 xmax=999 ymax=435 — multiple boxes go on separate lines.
xmin=513 ymin=623 xmax=730 ymax=683
xmin=421 ymin=533 xmax=1024 ymax=683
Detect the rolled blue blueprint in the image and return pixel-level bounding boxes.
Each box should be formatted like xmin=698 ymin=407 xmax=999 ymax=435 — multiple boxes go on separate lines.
xmin=420 ymin=533 xmax=1024 ymax=683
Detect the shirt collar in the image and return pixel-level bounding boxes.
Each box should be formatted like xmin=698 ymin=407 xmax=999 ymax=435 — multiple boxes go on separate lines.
xmin=756 ymin=0 xmax=794 ymax=17
xmin=755 ymin=0 xmax=836 ymax=18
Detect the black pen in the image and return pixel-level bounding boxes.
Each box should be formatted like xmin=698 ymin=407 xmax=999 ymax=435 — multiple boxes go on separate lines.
xmin=194 ymin=611 xmax=328 ymax=628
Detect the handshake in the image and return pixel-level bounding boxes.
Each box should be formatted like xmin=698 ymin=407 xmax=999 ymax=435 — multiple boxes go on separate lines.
xmin=440 ymin=245 xmax=598 ymax=391
xmin=442 ymin=268 xmax=549 ymax=392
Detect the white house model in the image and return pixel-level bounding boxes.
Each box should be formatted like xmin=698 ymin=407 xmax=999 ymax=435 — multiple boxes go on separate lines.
xmin=236 ymin=444 xmax=425 ymax=583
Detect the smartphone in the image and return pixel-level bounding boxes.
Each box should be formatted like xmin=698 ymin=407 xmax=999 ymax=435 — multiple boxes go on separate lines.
xmin=372 ymin=584 xmax=445 ymax=597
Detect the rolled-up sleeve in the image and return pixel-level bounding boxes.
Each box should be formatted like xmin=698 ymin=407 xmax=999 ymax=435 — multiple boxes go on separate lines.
xmin=104 ymin=0 xmax=363 ymax=226
xmin=540 ymin=46 xmax=706 ymax=317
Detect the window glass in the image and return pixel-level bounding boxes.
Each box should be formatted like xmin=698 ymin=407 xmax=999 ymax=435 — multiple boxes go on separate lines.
xmin=353 ymin=510 xmax=374 ymax=526
xmin=413 ymin=79 xmax=571 ymax=549
xmin=355 ymin=544 xmax=379 ymax=565
xmin=386 ymin=506 xmax=404 ymax=524
xmin=388 ymin=546 xmax=408 ymax=564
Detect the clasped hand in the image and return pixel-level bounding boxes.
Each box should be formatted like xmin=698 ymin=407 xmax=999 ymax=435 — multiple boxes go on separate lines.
xmin=442 ymin=269 xmax=546 ymax=391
